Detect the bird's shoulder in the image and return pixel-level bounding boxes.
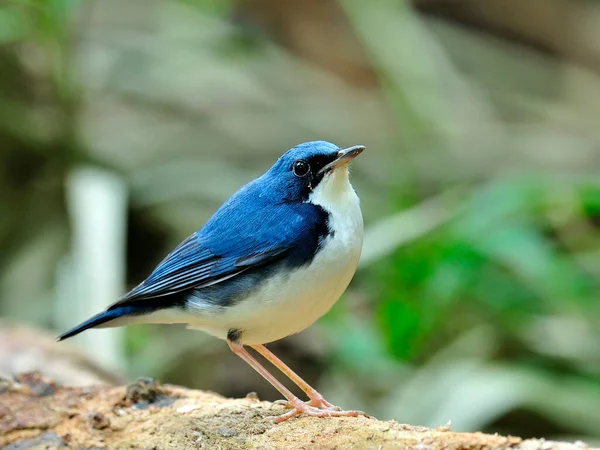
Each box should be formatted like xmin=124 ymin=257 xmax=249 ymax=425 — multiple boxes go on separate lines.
xmin=200 ymin=178 xmax=327 ymax=255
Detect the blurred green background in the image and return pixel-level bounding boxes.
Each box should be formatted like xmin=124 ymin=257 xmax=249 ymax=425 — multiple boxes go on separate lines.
xmin=1 ymin=0 xmax=600 ymax=443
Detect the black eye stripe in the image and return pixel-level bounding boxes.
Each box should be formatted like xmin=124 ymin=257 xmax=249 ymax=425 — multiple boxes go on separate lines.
xmin=308 ymin=154 xmax=337 ymax=171
xmin=290 ymin=153 xmax=338 ymax=179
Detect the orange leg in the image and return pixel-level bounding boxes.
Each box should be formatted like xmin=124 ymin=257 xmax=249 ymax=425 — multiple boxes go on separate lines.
xmin=250 ymin=344 xmax=336 ymax=409
xmin=227 ymin=340 xmax=366 ymax=423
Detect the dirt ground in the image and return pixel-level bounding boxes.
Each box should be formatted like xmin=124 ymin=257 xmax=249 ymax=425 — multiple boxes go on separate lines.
xmin=0 ymin=372 xmax=596 ymax=450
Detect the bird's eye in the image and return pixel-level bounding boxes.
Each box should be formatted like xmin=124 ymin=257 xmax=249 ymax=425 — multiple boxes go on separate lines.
xmin=293 ymin=160 xmax=310 ymax=177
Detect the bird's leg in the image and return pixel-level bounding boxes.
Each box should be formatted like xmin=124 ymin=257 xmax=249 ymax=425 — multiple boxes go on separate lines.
xmin=250 ymin=345 xmax=368 ymax=419
xmin=227 ymin=340 xmax=366 ymax=423
xmin=250 ymin=344 xmax=337 ymax=410
xmin=227 ymin=340 xmax=300 ymax=404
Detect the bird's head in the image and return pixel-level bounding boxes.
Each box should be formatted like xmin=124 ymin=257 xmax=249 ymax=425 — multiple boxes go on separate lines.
xmin=264 ymin=140 xmax=365 ymax=207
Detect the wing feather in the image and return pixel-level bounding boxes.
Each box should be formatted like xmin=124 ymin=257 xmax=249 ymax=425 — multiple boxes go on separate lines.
xmin=108 ymin=179 xmax=323 ymax=310
xmin=111 ymin=234 xmax=291 ymax=308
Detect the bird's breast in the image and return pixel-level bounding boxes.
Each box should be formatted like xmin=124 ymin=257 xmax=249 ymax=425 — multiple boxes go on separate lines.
xmin=231 ymin=204 xmax=362 ymax=344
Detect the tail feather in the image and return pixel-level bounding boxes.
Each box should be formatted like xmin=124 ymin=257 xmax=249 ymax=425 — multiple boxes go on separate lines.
xmin=57 ymin=307 xmax=133 ymax=341
xmin=57 ymin=293 xmax=188 ymax=341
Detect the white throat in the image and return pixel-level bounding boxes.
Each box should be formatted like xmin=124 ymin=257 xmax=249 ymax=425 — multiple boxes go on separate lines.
xmin=308 ymin=167 xmax=359 ymax=213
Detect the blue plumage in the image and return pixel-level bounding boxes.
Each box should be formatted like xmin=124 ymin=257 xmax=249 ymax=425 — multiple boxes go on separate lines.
xmin=58 ymin=140 xmax=366 ymax=423
xmin=58 ymin=141 xmax=340 ymax=340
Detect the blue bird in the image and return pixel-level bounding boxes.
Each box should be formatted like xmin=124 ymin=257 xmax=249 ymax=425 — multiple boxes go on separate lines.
xmin=58 ymin=140 xmax=365 ymax=422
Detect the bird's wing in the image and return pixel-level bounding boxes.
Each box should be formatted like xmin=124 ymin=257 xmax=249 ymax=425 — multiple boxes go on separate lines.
xmin=107 ymin=180 xmax=318 ymax=309
xmin=111 ymin=233 xmax=291 ymax=306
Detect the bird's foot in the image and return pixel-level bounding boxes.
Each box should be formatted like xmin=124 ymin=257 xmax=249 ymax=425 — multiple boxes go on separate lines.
xmin=270 ymin=394 xmax=337 ymax=410
xmin=265 ymin=397 xmax=368 ymax=423
xmin=306 ymin=393 xmax=338 ymax=410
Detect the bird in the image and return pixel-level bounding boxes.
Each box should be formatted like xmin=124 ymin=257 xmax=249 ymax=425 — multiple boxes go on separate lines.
xmin=58 ymin=140 xmax=366 ymax=423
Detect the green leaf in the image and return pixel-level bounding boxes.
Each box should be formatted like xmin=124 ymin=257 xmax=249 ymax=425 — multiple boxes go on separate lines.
xmin=0 ymin=7 xmax=30 ymax=42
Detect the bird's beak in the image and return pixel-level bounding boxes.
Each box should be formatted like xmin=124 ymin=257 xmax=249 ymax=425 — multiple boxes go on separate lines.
xmin=318 ymin=145 xmax=366 ymax=175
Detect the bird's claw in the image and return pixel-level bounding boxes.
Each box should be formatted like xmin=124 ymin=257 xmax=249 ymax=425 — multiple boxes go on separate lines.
xmin=264 ymin=398 xmax=368 ymax=423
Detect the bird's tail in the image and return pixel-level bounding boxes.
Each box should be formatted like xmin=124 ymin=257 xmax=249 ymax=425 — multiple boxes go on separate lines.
xmin=56 ymin=306 xmax=135 ymax=341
